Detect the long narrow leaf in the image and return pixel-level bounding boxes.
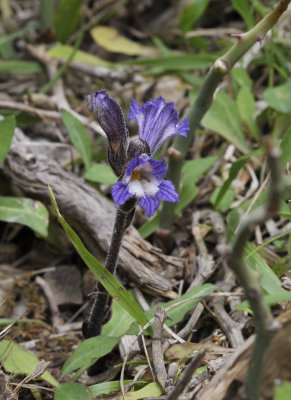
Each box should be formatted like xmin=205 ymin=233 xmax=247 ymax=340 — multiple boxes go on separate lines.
xmin=48 ymin=187 xmax=150 ymax=331
xmin=61 ymin=109 xmax=91 ymax=170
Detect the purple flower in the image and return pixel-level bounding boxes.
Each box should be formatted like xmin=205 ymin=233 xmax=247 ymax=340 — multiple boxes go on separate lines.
xmin=129 ymin=96 xmax=189 ymax=155
xmin=112 ymin=154 xmax=179 ymax=217
xmin=87 ymin=90 xmax=190 ymax=217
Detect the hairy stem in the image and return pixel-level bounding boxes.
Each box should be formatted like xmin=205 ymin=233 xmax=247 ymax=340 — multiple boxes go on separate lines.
xmin=83 ymin=206 xmax=135 ymax=339
xmin=159 ymin=0 xmax=291 ymax=234
xmin=229 ymin=141 xmax=284 ymax=400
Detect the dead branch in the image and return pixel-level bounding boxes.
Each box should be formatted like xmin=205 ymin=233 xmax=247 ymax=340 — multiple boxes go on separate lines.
xmin=2 ymin=127 xmax=183 ymax=298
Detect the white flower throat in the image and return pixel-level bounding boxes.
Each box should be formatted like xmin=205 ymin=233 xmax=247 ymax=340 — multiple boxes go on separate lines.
xmin=127 ymin=162 xmax=159 ymax=197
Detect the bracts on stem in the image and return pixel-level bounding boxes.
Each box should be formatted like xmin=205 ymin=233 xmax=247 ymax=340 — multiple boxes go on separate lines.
xmin=84 ymin=91 xmax=187 ymax=340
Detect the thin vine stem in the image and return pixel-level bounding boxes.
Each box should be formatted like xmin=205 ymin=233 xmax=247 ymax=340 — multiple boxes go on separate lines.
xmin=158 ymin=0 xmax=291 ymax=236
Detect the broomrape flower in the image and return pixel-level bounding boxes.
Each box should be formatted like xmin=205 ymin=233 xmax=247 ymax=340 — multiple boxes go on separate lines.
xmin=86 ymin=90 xmax=190 ymax=218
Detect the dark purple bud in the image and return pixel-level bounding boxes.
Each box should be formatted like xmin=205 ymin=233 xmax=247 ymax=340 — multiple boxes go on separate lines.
xmin=127 ymin=138 xmax=150 ymax=160
xmin=86 ymin=90 xmax=128 ymax=176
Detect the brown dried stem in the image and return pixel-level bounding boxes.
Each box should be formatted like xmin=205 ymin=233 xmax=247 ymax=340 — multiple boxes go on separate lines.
xmin=166 ymin=348 xmax=206 ymax=400
xmin=229 ymin=140 xmax=284 ymax=399
xmin=152 ymin=306 xmax=168 ymax=390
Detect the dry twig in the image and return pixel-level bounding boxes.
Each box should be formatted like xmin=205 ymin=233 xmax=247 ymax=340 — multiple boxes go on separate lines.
xmin=229 ymin=140 xmax=284 ymax=399
xmin=152 ymin=307 xmax=168 ymax=391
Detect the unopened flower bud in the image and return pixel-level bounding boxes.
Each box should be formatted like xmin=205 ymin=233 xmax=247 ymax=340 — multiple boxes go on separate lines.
xmin=86 ymin=90 xmax=128 ymax=176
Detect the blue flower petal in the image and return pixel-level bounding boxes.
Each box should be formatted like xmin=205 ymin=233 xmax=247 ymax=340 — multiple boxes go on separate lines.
xmin=149 ymin=158 xmax=167 ymax=181
xmin=129 ymin=96 xmax=189 ymax=155
xmin=139 ymin=195 xmax=160 ymax=218
xmin=112 ymin=182 xmax=132 ymax=206
xmin=157 ymin=180 xmax=179 ymax=202
xmin=177 ymin=118 xmax=190 ymax=137
xmin=125 ymin=153 xmax=149 ymax=178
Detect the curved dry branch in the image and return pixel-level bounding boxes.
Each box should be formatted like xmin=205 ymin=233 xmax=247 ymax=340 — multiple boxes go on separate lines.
xmin=2 ymin=127 xmax=184 ymax=299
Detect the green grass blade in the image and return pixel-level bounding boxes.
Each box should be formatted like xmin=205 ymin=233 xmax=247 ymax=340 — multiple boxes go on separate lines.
xmin=0 ymin=116 xmax=15 ymax=164
xmin=0 ymin=61 xmax=43 ymax=74
xmin=61 ymin=109 xmax=91 ymax=170
xmin=48 ymin=186 xmax=150 ymax=331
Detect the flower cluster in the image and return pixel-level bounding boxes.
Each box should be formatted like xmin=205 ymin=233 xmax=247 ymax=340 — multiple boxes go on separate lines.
xmin=86 ymin=90 xmax=189 ymax=217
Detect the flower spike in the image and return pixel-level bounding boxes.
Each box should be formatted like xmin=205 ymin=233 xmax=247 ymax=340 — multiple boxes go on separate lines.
xmin=87 ymin=90 xmax=189 ymax=217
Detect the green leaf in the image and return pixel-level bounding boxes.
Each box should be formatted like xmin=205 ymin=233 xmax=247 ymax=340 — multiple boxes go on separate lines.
xmin=162 ymin=284 xmax=216 ymax=326
xmin=202 ymin=91 xmax=248 ymax=153
xmin=0 ymin=61 xmax=43 ymax=74
xmin=47 ymin=45 xmax=110 ymax=67
xmin=179 ymin=0 xmax=211 ymax=32
xmin=231 ymin=67 xmax=253 ymax=90
xmin=175 ymin=184 xmax=199 ymax=215
xmin=227 ymin=188 xmax=269 ymax=233
xmin=123 ymin=53 xmax=218 ymax=71
xmin=152 ymin=37 xmax=171 ymax=56
xmin=49 ymin=187 xmax=150 ymax=331
xmin=0 ymin=197 xmax=49 ymax=236
xmin=84 ymin=163 xmax=117 ymax=185
xmin=245 ymin=242 xmax=282 ymax=294
xmin=138 ymin=213 xmax=160 ymax=239
xmin=102 ymin=299 xmax=135 ymax=337
xmin=231 ymin=0 xmax=254 ymax=28
xmin=214 ymin=158 xmax=246 ymax=208
xmin=182 ymin=156 xmax=218 ymax=186
xmin=280 ymin=126 xmax=291 ymax=166
xmin=210 ymin=187 xmax=235 ymax=212
xmin=263 ymin=79 xmax=291 ymax=114
xmin=61 ymin=109 xmax=91 ymax=170
xmin=61 ymin=336 xmax=119 ymax=378
xmin=237 ymin=87 xmax=259 ymax=140
xmin=0 ymin=340 xmax=58 ymax=387
xmin=55 ymin=383 xmax=90 ymax=400
xmin=55 ymin=0 xmax=83 ymax=43
xmin=0 ymin=116 xmax=15 ymax=164
xmin=127 ymin=284 xmax=216 ymax=334
xmin=280 ymin=202 xmax=291 ymax=220
xmin=89 ymin=380 xmax=133 ymax=397
xmin=117 ymin=382 xmax=163 ymax=400
xmin=237 ymin=290 xmax=291 ymax=311
xmin=90 ymin=26 xmax=157 ymax=56
xmin=275 ymin=381 xmax=291 ymax=400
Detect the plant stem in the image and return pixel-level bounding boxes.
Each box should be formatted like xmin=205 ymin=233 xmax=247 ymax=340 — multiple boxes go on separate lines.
xmin=83 ymin=205 xmax=135 ymax=339
xmin=159 ymin=0 xmax=291 ymax=234
xmin=159 ymin=67 xmax=222 ymax=232
xmin=229 ymin=140 xmax=284 ymax=400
